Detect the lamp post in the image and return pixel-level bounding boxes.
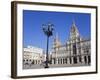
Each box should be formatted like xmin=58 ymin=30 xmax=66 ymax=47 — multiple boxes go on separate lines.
xmin=42 ymin=22 xmax=54 ymax=68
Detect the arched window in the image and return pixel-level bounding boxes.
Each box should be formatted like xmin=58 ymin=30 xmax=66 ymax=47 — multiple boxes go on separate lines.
xmin=84 ymin=56 xmax=87 ymax=64
xmin=73 ymin=44 xmax=77 ymax=55
xmin=79 ymin=56 xmax=81 ymax=62
xmin=32 ymin=60 xmax=34 ymax=64
xmin=54 ymin=58 xmax=56 ymax=64
xmin=73 ymin=57 xmax=77 ymax=64
xmin=88 ymin=55 xmax=91 ymax=64
xmin=65 ymin=58 xmax=67 ymax=64
xmin=23 ymin=59 xmax=25 ymax=62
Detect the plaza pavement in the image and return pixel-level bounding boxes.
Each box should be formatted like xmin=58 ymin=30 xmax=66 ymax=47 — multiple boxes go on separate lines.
xmin=23 ymin=63 xmax=90 ymax=69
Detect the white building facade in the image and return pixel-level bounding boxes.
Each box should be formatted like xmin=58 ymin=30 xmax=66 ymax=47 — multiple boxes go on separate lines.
xmin=51 ymin=22 xmax=91 ymax=66
xmin=23 ymin=46 xmax=45 ymax=65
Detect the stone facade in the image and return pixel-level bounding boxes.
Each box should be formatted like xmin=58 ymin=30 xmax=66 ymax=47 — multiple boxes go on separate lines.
xmin=51 ymin=21 xmax=91 ymax=66
xmin=23 ymin=46 xmax=45 ymax=65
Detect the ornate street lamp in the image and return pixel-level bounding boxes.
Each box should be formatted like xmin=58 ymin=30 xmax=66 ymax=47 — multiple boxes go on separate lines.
xmin=42 ymin=22 xmax=54 ymax=68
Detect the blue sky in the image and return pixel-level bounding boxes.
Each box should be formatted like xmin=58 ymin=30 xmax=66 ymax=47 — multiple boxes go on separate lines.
xmin=23 ymin=10 xmax=91 ymax=51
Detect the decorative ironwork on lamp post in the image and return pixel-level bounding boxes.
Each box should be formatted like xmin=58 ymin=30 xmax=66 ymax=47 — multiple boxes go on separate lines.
xmin=42 ymin=22 xmax=54 ymax=68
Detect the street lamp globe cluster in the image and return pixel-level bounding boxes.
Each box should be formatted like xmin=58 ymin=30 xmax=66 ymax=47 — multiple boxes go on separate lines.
xmin=42 ymin=22 xmax=54 ymax=68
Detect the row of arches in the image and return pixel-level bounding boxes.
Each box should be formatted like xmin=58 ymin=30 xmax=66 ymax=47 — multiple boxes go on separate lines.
xmin=23 ymin=59 xmax=43 ymax=65
xmin=51 ymin=55 xmax=91 ymax=65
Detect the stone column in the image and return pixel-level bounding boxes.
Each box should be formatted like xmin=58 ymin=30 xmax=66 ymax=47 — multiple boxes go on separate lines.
xmin=52 ymin=59 xmax=54 ymax=64
xmin=58 ymin=58 xmax=59 ymax=64
xmin=77 ymin=56 xmax=80 ymax=63
xmin=34 ymin=60 xmax=36 ymax=64
xmin=62 ymin=58 xmax=64 ymax=64
xmin=62 ymin=58 xmax=63 ymax=64
xmin=60 ymin=58 xmax=62 ymax=64
xmin=86 ymin=56 xmax=88 ymax=64
xmin=56 ymin=58 xmax=58 ymax=64
xmin=71 ymin=57 xmax=74 ymax=64
xmin=67 ymin=57 xmax=70 ymax=64
xmin=82 ymin=55 xmax=85 ymax=64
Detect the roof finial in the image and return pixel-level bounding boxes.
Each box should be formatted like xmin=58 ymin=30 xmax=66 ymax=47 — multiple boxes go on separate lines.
xmin=53 ymin=32 xmax=61 ymax=47
xmin=56 ymin=32 xmax=58 ymax=40
xmin=72 ymin=19 xmax=76 ymax=27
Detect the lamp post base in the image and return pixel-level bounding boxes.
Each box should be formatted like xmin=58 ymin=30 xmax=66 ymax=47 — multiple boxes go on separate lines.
xmin=45 ymin=66 xmax=49 ymax=68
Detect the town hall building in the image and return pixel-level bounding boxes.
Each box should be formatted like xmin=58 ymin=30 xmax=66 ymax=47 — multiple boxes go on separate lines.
xmin=51 ymin=21 xmax=91 ymax=67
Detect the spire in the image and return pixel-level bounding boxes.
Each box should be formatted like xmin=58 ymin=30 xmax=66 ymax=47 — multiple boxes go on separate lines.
xmin=71 ymin=20 xmax=78 ymax=33
xmin=55 ymin=33 xmax=59 ymax=41
xmin=72 ymin=19 xmax=76 ymax=27
xmin=53 ymin=33 xmax=61 ymax=48
xmin=70 ymin=20 xmax=80 ymax=39
xmin=71 ymin=19 xmax=77 ymax=31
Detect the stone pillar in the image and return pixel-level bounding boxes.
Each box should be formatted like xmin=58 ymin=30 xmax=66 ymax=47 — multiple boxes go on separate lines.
xmin=57 ymin=58 xmax=59 ymax=64
xmin=60 ymin=58 xmax=61 ymax=64
xmin=67 ymin=57 xmax=70 ymax=64
xmin=56 ymin=58 xmax=58 ymax=64
xmin=86 ymin=56 xmax=88 ymax=64
xmin=62 ymin=58 xmax=63 ymax=64
xmin=77 ymin=56 xmax=80 ymax=63
xmin=36 ymin=60 xmax=38 ymax=64
xmin=52 ymin=59 xmax=54 ymax=64
xmin=34 ymin=60 xmax=35 ymax=64
xmin=39 ymin=60 xmax=40 ymax=64
xmin=81 ymin=56 xmax=83 ymax=63
xmin=35 ymin=60 xmax=37 ymax=64
xmin=62 ymin=58 xmax=64 ymax=64
xmin=72 ymin=57 xmax=74 ymax=64
xmin=60 ymin=58 xmax=62 ymax=64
